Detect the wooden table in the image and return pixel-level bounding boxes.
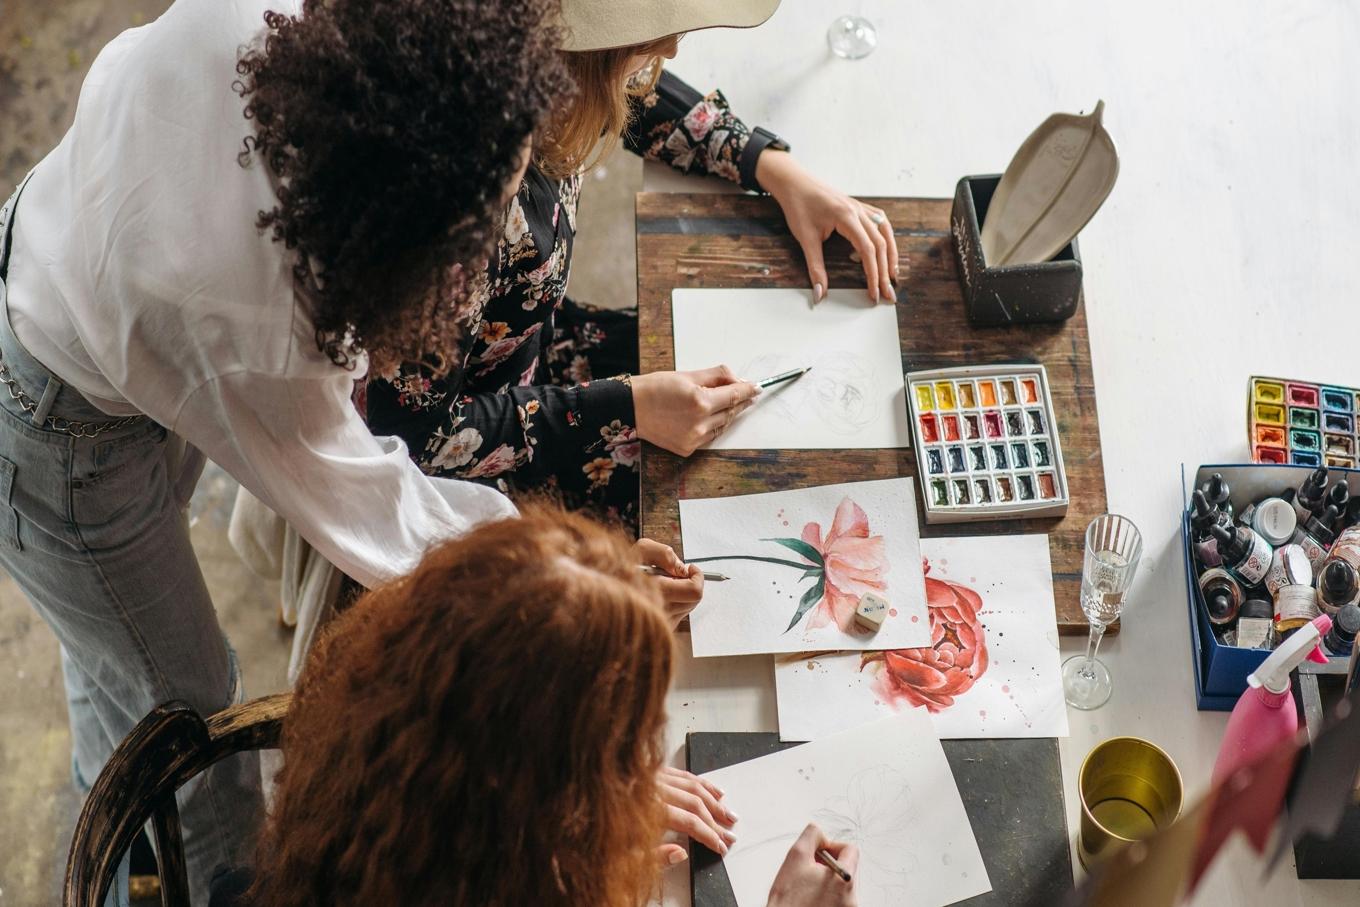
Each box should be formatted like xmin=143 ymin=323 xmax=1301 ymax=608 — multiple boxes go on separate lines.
xmin=637 ymin=193 xmax=1108 ymax=634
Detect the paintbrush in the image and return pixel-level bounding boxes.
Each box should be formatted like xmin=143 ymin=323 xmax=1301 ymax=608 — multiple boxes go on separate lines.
xmin=755 ymin=367 xmax=811 ymax=389
xmin=815 ymin=848 xmax=852 ymax=883
xmin=638 ymin=564 xmax=730 ymax=582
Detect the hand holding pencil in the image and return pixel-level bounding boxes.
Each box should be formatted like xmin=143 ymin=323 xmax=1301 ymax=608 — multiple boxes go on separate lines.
xmin=766 ymin=823 xmax=858 ymax=907
xmin=634 ymin=538 xmax=705 ymax=629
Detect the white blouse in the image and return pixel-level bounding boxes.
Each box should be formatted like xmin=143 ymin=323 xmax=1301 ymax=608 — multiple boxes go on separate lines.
xmin=4 ymin=0 xmax=516 ymax=588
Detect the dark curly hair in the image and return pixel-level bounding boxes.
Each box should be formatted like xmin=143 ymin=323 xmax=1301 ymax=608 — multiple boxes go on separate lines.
xmin=235 ymin=0 xmax=573 ymax=375
xmin=249 ymin=506 xmax=674 ymax=907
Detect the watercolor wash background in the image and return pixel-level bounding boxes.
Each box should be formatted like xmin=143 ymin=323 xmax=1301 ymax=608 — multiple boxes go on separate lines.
xmin=671 ymin=288 xmax=912 ymax=450
xmin=701 ymin=710 xmax=991 ymax=907
xmin=774 ymin=535 xmax=1070 ymax=740
xmin=680 ymin=479 xmax=929 ymax=657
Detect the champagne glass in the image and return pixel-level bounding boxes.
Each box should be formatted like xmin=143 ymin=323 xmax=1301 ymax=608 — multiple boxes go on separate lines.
xmin=1063 ymin=514 xmax=1143 ymax=709
xmin=827 ymin=14 xmax=877 ymax=59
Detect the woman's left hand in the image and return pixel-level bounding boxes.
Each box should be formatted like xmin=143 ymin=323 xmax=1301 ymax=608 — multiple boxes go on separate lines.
xmin=755 ymin=150 xmax=902 ymax=305
xmin=655 ymin=766 xmax=739 ymax=865
xmin=635 ymin=538 xmax=704 ymax=628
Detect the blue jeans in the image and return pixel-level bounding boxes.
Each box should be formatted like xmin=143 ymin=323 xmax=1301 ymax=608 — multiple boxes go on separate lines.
xmin=0 ymin=182 xmax=261 ymax=904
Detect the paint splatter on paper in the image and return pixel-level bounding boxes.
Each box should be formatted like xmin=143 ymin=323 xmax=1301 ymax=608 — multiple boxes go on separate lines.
xmin=775 ymin=535 xmax=1069 ymax=740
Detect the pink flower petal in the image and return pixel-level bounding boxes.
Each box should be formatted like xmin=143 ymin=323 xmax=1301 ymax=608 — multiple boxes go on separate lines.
xmin=801 ymin=521 xmax=823 ymax=550
xmin=825 ymin=498 xmax=870 ymax=545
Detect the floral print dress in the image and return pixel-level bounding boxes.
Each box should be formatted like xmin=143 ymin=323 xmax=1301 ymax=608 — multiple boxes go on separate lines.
xmin=365 ymin=71 xmax=786 ymax=532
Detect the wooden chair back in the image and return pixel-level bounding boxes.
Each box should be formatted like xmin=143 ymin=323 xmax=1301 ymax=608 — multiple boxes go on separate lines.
xmin=63 ymin=693 xmax=291 ymax=907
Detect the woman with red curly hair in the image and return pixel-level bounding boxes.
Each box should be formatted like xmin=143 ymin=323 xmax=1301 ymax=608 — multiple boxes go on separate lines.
xmin=221 ymin=509 xmax=857 ymax=907
xmin=0 ymin=0 xmax=574 ymax=901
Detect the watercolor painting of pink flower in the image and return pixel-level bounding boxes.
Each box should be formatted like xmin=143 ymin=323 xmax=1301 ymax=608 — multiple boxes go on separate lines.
xmin=691 ymin=496 xmax=889 ymax=634
xmin=860 ymin=559 xmax=988 ymax=711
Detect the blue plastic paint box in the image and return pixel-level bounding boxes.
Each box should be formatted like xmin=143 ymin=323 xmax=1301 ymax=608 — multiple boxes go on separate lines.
xmin=1181 ymin=463 xmax=1355 ymax=711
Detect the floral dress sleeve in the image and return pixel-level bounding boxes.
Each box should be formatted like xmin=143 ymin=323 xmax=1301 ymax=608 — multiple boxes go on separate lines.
xmin=624 ymin=69 xmax=788 ymax=192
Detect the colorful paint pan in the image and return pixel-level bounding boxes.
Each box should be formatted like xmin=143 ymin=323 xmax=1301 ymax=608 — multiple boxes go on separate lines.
xmin=1322 ymin=387 xmax=1352 ymax=412
xmin=1252 ymin=379 xmax=1285 ymax=405
xmin=907 ymin=364 xmax=1069 ymax=523
xmin=1250 ymin=375 xmax=1360 ymax=466
xmin=934 ymin=382 xmax=957 ymax=410
xmin=1287 ymin=383 xmax=1319 ymax=408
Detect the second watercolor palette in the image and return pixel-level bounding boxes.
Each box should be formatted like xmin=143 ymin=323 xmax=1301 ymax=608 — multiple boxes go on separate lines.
xmin=1249 ymin=376 xmax=1360 ymax=468
xmin=907 ymin=363 xmax=1070 ymax=523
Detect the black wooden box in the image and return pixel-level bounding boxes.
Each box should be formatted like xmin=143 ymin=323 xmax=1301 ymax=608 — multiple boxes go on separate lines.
xmin=951 ymin=174 xmax=1084 ymax=326
xmin=1293 ymin=660 xmax=1360 ymax=878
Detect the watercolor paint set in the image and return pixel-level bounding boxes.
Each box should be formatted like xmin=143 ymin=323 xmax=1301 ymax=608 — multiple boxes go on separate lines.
xmin=1248 ymin=376 xmax=1360 ymax=468
xmin=906 ymin=363 xmax=1069 ymax=523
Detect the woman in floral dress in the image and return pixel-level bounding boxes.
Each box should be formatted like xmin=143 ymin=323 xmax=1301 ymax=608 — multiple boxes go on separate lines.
xmin=365 ymin=3 xmax=902 ymax=536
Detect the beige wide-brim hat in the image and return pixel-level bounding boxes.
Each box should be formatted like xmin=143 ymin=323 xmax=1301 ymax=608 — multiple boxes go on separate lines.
xmin=559 ymin=0 xmax=781 ymax=52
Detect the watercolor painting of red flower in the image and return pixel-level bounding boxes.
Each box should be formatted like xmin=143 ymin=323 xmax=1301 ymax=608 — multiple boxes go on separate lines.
xmin=860 ymin=558 xmax=989 ymax=712
xmin=691 ymin=496 xmax=889 ymax=633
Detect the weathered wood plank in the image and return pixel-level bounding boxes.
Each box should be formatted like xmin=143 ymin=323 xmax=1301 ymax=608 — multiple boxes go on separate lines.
xmin=637 ymin=193 xmax=1108 ymax=634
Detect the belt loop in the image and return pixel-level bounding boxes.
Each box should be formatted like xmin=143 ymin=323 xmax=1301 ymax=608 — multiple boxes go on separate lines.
xmin=31 ymin=375 xmax=61 ymax=426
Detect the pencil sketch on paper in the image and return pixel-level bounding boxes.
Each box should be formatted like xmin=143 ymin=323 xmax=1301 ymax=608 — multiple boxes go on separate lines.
xmin=814 ymin=765 xmax=920 ymax=900
xmin=742 ymin=351 xmax=877 ymax=435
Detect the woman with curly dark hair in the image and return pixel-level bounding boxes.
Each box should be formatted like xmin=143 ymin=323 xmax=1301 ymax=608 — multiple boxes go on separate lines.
xmin=0 ymin=0 xmax=573 ymax=900
xmin=364 ymin=0 xmax=903 ymax=533
xmin=218 ymin=508 xmax=857 ymax=907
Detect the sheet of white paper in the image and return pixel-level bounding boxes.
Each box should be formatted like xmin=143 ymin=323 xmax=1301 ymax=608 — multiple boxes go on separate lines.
xmin=670 ymin=288 xmax=911 ymax=450
xmin=702 ymin=711 xmax=991 ymax=907
xmin=681 ymin=479 xmax=929 ymax=657
xmin=775 ymin=535 xmax=1070 ymax=740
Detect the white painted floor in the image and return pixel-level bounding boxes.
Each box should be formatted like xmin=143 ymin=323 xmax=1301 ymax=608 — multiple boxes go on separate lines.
xmin=650 ymin=2 xmax=1360 ymax=904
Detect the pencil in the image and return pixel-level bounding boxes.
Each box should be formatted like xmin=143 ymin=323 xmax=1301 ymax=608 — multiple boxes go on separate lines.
xmin=755 ymin=367 xmax=811 ymax=389
xmin=638 ymin=564 xmax=730 ymax=582
xmin=815 ymin=848 xmax=852 ymax=883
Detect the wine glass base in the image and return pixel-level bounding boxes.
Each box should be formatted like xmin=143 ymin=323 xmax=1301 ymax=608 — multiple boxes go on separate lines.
xmin=1063 ymin=655 xmax=1113 ymax=710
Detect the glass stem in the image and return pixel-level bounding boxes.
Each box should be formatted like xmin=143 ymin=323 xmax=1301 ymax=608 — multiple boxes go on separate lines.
xmin=1082 ymin=621 xmax=1106 ymax=676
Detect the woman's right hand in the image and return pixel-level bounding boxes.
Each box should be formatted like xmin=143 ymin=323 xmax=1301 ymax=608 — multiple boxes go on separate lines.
xmin=631 ymin=366 xmax=760 ymax=456
xmin=766 ymin=823 xmax=859 ymax=907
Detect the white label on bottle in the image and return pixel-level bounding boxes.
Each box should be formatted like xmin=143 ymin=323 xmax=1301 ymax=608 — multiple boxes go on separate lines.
xmin=1298 ymin=534 xmax=1328 ymax=573
xmin=1234 ymin=530 xmax=1272 ymax=585
xmin=1278 ymin=587 xmax=1321 ymax=623
xmin=1235 ymin=617 xmax=1273 ymax=650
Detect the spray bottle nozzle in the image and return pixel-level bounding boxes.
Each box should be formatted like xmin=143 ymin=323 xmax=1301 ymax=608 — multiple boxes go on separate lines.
xmin=1246 ymin=613 xmax=1333 ymax=693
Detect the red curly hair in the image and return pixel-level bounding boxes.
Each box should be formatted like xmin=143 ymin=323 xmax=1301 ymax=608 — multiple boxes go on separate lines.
xmin=250 ymin=508 xmax=674 ymax=906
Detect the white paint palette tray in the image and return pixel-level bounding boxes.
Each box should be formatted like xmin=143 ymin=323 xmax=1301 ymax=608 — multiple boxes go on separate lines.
xmin=906 ymin=363 xmax=1070 ymax=523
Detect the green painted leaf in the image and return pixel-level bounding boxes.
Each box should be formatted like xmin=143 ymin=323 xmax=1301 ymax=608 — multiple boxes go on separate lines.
xmin=785 ymin=575 xmax=827 ymax=633
xmin=799 ymin=568 xmax=823 ymax=581
xmin=763 ymin=537 xmax=824 ymax=566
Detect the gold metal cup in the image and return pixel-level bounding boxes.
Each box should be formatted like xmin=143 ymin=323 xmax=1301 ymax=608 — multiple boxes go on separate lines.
xmin=1078 ymin=736 xmax=1184 ymax=869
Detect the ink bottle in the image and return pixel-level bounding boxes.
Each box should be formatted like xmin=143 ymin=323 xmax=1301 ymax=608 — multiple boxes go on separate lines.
xmin=1200 ymin=473 xmax=1233 ymax=521
xmin=1274 ymin=584 xmax=1321 ymax=636
xmin=1250 ymin=497 xmax=1298 ymax=548
xmin=1293 ymin=466 xmax=1329 ymax=522
xmin=1317 ymin=559 xmax=1360 ymax=615
xmin=1291 ymin=505 xmax=1339 ymax=573
xmin=1191 ymin=490 xmax=1232 ymax=569
xmin=1210 ymin=523 xmax=1273 ymax=587
xmin=1263 ymin=544 xmax=1312 ymax=597
xmin=1235 ymin=598 xmax=1274 ymax=650
xmin=1323 ymin=603 xmax=1360 ymax=657
xmin=1198 ymin=567 xmax=1242 ymax=626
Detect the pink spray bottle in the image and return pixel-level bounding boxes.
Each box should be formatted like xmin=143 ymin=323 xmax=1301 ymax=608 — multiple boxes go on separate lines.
xmin=1211 ymin=613 xmax=1332 ymax=785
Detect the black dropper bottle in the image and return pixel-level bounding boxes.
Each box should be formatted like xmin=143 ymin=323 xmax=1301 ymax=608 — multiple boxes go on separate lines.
xmin=1325 ymin=481 xmax=1350 ymax=530
xmin=1323 ymin=603 xmax=1360 ymax=657
xmin=1296 ymin=466 xmax=1329 ymax=518
xmin=1200 ymin=473 xmax=1233 ymax=521
xmin=1319 ymin=559 xmax=1359 ymax=613
xmin=1209 ymin=522 xmax=1272 ymax=584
